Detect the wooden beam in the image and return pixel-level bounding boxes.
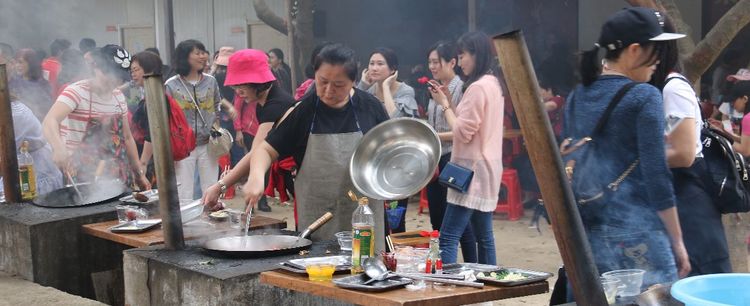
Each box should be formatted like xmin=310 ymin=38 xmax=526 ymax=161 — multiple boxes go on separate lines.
xmin=143 ymin=75 xmax=184 ymax=250
xmin=0 ymin=64 xmax=20 ymax=203
xmin=492 ymin=31 xmax=607 ymax=305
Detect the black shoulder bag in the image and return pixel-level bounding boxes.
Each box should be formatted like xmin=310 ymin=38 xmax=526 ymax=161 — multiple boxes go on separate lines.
xmin=560 ymin=82 xmax=640 ymax=207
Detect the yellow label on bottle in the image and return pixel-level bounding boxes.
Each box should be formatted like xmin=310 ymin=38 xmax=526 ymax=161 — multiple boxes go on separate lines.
xmin=19 ymin=165 xmax=36 ymax=200
xmin=351 ymin=225 xmax=374 ymax=273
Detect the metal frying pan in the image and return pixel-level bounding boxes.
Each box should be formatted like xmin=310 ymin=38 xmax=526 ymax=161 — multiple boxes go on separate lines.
xmin=202 ymin=212 xmax=333 ymax=258
xmin=32 ymin=180 xmax=127 ymax=208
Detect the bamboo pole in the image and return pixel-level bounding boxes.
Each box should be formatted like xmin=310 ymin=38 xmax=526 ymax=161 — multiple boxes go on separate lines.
xmin=493 ymin=31 xmax=607 ymax=305
xmin=0 ymin=64 xmax=21 ymax=203
xmin=143 ymin=75 xmax=184 ymax=250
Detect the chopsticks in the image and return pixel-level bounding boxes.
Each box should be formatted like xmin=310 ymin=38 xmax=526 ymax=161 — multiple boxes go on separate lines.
xmin=65 ymin=171 xmax=83 ymax=200
xmin=386 ymin=235 xmax=395 ymax=252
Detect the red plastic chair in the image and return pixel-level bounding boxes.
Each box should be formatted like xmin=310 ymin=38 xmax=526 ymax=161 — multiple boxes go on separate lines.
xmin=495 ymin=168 xmax=523 ymax=220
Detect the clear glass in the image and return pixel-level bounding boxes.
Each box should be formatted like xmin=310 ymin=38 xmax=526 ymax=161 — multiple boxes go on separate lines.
xmin=335 ymin=231 xmax=353 ymax=251
xmin=600 ymin=276 xmax=621 ymax=305
xmin=116 ymin=205 xmax=146 ymax=224
xmin=601 ymin=269 xmax=645 ymax=297
xmin=228 ymin=210 xmax=242 ymax=229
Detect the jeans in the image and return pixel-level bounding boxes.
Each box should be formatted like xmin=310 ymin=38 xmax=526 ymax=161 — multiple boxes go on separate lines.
xmin=427 ymin=153 xmax=478 ymax=262
xmin=439 ymin=203 xmax=496 ymax=265
xmin=587 ymin=225 xmax=678 ymax=287
xmin=175 ymin=144 xmax=219 ymax=200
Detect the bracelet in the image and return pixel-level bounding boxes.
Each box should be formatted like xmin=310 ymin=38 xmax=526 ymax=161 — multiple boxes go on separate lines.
xmin=217 ymin=180 xmax=228 ymax=193
xmin=442 ymin=105 xmax=451 ymax=112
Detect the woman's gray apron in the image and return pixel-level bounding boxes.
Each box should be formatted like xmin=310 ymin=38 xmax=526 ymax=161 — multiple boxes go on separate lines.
xmin=294 ymin=97 xmax=386 ymax=252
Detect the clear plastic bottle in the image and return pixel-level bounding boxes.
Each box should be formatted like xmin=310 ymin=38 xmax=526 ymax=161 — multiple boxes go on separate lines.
xmin=425 ymin=230 xmax=442 ymax=274
xmin=351 ymin=197 xmax=375 ymax=274
xmin=18 ymin=141 xmax=36 ymax=201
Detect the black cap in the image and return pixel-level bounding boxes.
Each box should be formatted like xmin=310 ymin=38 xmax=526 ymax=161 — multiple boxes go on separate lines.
xmin=94 ymin=44 xmax=131 ymax=81
xmin=727 ymin=81 xmax=750 ymax=102
xmin=596 ymin=7 xmax=685 ymax=51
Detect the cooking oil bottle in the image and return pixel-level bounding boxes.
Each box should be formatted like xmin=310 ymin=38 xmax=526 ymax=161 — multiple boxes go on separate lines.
xmin=351 ymin=197 xmax=375 ymax=274
xmin=18 ymin=141 xmax=36 ymax=201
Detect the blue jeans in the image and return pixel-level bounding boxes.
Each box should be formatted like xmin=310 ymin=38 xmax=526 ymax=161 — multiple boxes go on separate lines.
xmin=427 ymin=154 xmax=478 ymax=262
xmin=439 ymin=203 xmax=496 ymax=264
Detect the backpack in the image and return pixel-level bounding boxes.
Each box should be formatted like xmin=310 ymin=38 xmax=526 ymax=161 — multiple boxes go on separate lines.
xmin=665 ymin=75 xmax=750 ymax=213
xmin=700 ymin=125 xmax=750 ymax=213
xmin=166 ymin=95 xmax=196 ymax=161
xmin=560 ymin=82 xmax=640 ymax=210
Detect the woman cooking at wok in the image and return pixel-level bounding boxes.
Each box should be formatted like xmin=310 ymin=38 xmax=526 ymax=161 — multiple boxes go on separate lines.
xmin=42 ymin=45 xmax=150 ymax=190
xmin=204 ymin=44 xmax=389 ymax=249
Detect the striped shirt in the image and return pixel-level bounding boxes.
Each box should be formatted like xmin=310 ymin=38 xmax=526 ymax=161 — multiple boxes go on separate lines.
xmin=56 ymin=80 xmax=127 ymax=149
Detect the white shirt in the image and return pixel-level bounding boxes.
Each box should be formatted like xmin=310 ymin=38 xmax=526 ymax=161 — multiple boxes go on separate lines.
xmin=663 ymin=72 xmax=703 ymax=157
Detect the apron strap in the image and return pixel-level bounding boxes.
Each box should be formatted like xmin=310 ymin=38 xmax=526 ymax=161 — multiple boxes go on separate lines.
xmin=309 ymin=95 xmax=360 ymax=134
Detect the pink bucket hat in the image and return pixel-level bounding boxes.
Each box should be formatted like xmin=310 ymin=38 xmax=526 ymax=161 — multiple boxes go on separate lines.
xmin=727 ymin=68 xmax=750 ymax=82
xmin=224 ymin=49 xmax=276 ymax=86
xmin=214 ymin=46 xmax=234 ymax=66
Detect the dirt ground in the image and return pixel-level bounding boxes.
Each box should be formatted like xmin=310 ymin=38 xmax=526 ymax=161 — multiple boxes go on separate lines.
xmin=0 ymin=272 xmax=104 ymax=306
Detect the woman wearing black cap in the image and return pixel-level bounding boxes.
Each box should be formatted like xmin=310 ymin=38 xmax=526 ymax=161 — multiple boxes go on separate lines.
xmin=563 ymin=7 xmax=690 ymax=288
xmin=42 ymin=45 xmax=150 ymax=190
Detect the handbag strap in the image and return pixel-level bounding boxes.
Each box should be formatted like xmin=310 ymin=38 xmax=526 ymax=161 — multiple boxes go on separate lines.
xmin=178 ymin=77 xmax=208 ymax=127
xmin=568 ymin=82 xmax=640 ymax=138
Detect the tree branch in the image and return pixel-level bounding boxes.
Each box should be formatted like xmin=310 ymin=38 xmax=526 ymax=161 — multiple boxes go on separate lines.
xmin=683 ymin=0 xmax=750 ymax=82
xmin=657 ymin=0 xmax=697 ymax=55
xmin=253 ymin=0 xmax=288 ymax=35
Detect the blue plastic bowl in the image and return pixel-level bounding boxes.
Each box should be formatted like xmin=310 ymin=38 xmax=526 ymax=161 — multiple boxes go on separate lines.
xmin=671 ymin=273 xmax=750 ymax=306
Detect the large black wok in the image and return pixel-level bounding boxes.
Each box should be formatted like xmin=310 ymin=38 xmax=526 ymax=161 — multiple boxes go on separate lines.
xmin=202 ymin=212 xmax=333 ymax=258
xmin=32 ymin=180 xmax=127 ymax=208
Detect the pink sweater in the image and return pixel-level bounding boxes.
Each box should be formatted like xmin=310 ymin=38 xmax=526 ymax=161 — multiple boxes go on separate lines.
xmin=447 ymin=75 xmax=504 ymax=212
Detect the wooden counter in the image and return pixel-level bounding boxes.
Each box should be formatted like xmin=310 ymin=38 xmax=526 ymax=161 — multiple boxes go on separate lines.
xmin=82 ymin=215 xmax=287 ymax=248
xmin=260 ymin=270 xmax=549 ymax=306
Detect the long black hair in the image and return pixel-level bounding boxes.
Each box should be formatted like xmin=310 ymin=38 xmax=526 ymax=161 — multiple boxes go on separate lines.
xmin=369 ymin=47 xmax=399 ymax=72
xmin=457 ymin=31 xmax=496 ymax=91
xmin=427 ymin=40 xmax=461 ymax=77
xmin=650 ymin=18 xmax=682 ymax=90
xmin=174 ymin=39 xmax=207 ymax=77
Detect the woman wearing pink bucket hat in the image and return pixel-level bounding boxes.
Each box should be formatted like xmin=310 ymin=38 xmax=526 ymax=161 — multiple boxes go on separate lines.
xmin=202 ymin=49 xmax=294 ymax=213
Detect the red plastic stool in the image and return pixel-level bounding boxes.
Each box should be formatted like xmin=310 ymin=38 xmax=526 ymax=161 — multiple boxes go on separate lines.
xmin=495 ymin=168 xmax=523 ymax=220
xmin=418 ymin=188 xmax=429 ymax=214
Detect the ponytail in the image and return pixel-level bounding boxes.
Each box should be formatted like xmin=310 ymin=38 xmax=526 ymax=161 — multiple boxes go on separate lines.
xmin=580 ymin=47 xmax=601 ymax=87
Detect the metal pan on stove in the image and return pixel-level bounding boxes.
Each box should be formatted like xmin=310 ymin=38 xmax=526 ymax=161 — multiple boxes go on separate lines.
xmin=33 ymin=180 xmax=127 ymax=208
xmin=202 ymin=212 xmax=333 ymax=258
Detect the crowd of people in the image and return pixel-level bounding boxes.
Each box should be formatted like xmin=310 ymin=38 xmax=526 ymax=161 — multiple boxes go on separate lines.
xmin=1 ymin=6 xmax=749 ymax=302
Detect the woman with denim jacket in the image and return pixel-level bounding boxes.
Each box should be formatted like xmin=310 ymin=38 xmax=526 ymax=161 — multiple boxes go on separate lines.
xmin=563 ymin=7 xmax=690 ymax=289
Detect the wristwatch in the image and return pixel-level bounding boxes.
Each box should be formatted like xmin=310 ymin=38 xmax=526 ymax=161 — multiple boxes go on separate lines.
xmin=217 ymin=180 xmax=228 ymax=193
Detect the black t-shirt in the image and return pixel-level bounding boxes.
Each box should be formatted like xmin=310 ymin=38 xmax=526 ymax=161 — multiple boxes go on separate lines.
xmin=257 ymin=84 xmax=294 ymax=126
xmin=266 ymin=88 xmax=389 ymax=167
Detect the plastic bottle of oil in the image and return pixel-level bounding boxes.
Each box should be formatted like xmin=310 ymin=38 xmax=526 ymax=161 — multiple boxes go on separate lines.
xmin=18 ymin=141 xmax=36 ymax=201
xmin=351 ymin=197 xmax=375 ymax=274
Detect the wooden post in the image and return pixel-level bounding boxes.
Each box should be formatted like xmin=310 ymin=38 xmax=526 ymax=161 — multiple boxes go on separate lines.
xmin=493 ymin=31 xmax=608 ymax=305
xmin=0 ymin=64 xmax=21 ymax=203
xmin=143 ymin=75 xmax=184 ymax=250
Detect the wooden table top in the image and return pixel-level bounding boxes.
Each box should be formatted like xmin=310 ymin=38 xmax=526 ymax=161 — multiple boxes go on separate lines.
xmin=82 ymin=215 xmax=287 ymax=248
xmin=260 ymin=270 xmax=548 ymax=306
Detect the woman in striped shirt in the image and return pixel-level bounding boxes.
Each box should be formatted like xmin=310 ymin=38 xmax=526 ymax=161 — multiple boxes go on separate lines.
xmin=42 ymin=45 xmax=150 ymax=190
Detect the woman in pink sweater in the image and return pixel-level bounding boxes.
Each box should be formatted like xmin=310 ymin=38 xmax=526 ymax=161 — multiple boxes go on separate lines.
xmin=431 ymin=31 xmax=504 ymax=264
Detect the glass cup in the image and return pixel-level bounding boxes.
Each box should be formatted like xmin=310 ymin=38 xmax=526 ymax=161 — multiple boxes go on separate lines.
xmin=116 ymin=205 xmax=144 ymax=223
xmin=381 ymin=251 xmax=397 ymax=272
xmin=335 ymin=231 xmax=353 ymax=252
xmin=601 ymin=269 xmax=645 ymax=297
xmin=228 ymin=210 xmax=242 ymax=229
xmin=600 ymin=276 xmax=621 ymax=305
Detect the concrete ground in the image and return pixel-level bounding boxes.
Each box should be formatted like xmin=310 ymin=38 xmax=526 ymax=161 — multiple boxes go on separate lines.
xmin=0 ymin=272 xmax=104 ymax=306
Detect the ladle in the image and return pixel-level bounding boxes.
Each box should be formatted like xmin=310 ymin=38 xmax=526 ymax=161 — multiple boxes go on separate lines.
xmin=362 ymin=258 xmax=483 ymax=288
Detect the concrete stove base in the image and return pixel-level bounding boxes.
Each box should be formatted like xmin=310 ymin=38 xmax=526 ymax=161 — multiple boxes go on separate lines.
xmin=124 ymin=232 xmax=352 ymax=306
xmin=0 ymin=200 xmax=128 ymax=299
